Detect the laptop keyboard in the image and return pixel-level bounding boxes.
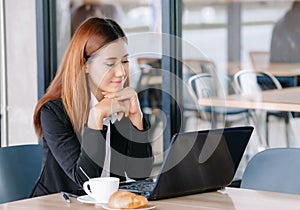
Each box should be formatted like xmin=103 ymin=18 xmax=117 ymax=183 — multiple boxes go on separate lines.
xmin=119 ymin=180 xmax=156 ymax=197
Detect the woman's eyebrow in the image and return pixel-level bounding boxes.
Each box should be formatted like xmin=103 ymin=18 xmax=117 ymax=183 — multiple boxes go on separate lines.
xmin=104 ymin=54 xmax=129 ymax=60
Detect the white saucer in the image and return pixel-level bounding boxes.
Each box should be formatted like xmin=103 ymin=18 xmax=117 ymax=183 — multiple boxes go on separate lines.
xmin=76 ymin=195 xmax=105 ymax=204
xmin=102 ymin=204 xmax=156 ymax=210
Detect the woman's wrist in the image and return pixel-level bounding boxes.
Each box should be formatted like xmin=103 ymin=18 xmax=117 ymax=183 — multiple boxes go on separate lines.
xmin=87 ymin=108 xmax=104 ymax=130
xmin=129 ymin=111 xmax=144 ymax=130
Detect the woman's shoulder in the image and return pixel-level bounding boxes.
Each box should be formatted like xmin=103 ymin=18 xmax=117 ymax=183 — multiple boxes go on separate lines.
xmin=41 ymin=99 xmax=68 ymax=118
xmin=43 ymin=99 xmax=64 ymax=110
xmin=41 ymin=99 xmax=72 ymax=126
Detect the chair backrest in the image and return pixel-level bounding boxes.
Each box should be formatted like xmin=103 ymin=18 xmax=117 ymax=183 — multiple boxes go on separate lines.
xmin=233 ymin=70 xmax=282 ymax=95
xmin=241 ymin=148 xmax=300 ymax=194
xmin=188 ymin=73 xmax=218 ymax=101
xmin=249 ymin=51 xmax=270 ymax=70
xmin=0 ymin=144 xmax=43 ymax=203
xmin=187 ymin=73 xmax=219 ymax=116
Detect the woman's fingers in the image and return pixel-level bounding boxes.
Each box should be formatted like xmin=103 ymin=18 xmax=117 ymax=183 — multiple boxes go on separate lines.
xmin=90 ymin=88 xmax=141 ymax=127
xmin=117 ymin=112 xmax=124 ymax=121
xmin=129 ymin=94 xmax=139 ymax=112
xmin=100 ymin=88 xmax=144 ymax=129
xmin=104 ymin=93 xmax=126 ymax=100
xmin=88 ymin=97 xmax=135 ymax=130
xmin=102 ymin=87 xmax=137 ymax=100
xmin=118 ymin=100 xmax=130 ymax=117
xmin=123 ymin=100 xmax=130 ymax=117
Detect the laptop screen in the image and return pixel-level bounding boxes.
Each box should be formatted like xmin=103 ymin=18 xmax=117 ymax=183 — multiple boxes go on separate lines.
xmin=150 ymin=126 xmax=254 ymax=200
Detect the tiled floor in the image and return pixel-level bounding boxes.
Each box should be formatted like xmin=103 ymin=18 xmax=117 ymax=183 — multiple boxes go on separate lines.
xmin=149 ymin=112 xmax=300 ymax=179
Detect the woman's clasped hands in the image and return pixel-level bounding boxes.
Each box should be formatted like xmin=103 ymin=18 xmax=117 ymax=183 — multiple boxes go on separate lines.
xmin=88 ymin=87 xmax=144 ymax=130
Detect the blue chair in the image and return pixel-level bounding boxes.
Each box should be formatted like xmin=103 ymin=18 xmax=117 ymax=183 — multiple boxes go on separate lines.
xmin=0 ymin=144 xmax=43 ymax=203
xmin=241 ymin=148 xmax=300 ymax=194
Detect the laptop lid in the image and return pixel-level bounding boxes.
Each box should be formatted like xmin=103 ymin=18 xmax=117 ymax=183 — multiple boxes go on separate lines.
xmin=149 ymin=126 xmax=254 ymax=200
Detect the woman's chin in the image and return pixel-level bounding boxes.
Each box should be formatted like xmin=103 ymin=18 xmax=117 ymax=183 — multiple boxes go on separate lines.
xmin=103 ymin=86 xmax=123 ymax=93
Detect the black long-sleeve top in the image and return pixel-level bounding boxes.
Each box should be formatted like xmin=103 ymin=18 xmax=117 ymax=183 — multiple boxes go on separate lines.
xmin=30 ymin=99 xmax=153 ymax=197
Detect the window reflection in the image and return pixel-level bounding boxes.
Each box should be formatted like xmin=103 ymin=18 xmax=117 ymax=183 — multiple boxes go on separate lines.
xmin=69 ymin=0 xmax=160 ymax=34
xmin=70 ymin=1 xmax=124 ymax=35
xmin=269 ymin=2 xmax=300 ymax=63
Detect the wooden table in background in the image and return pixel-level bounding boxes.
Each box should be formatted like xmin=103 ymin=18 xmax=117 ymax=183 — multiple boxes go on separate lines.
xmin=228 ymin=62 xmax=300 ymax=77
xmin=198 ymin=87 xmax=300 ymax=112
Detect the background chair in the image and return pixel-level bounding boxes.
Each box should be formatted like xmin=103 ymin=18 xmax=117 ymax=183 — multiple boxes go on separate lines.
xmin=234 ymin=70 xmax=293 ymax=147
xmin=249 ymin=51 xmax=270 ymax=70
xmin=0 ymin=144 xmax=43 ymax=203
xmin=249 ymin=51 xmax=296 ymax=88
xmin=182 ymin=59 xmax=218 ymax=129
xmin=187 ymin=73 xmax=250 ymax=129
xmin=241 ymin=148 xmax=300 ymax=194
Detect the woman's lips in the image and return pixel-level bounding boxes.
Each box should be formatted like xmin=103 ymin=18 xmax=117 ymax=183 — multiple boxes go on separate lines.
xmin=111 ymin=80 xmax=122 ymax=85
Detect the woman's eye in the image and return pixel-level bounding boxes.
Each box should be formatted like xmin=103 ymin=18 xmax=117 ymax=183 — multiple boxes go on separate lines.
xmin=106 ymin=63 xmax=115 ymax=67
xmin=122 ymin=60 xmax=129 ymax=64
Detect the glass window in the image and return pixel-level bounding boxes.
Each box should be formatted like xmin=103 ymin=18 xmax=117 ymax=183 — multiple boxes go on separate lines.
xmin=56 ymin=0 xmax=164 ymax=174
xmin=0 ymin=0 xmax=38 ymax=146
xmin=182 ymin=0 xmax=298 ymax=129
xmin=182 ymin=1 xmax=228 ymax=132
xmin=181 ymin=0 xmax=299 ymax=179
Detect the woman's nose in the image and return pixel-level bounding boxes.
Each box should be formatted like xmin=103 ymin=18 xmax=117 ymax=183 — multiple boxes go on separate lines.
xmin=114 ymin=62 xmax=126 ymax=77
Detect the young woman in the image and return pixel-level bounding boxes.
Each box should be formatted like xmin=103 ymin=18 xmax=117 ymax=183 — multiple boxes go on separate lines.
xmin=31 ymin=17 xmax=153 ymax=197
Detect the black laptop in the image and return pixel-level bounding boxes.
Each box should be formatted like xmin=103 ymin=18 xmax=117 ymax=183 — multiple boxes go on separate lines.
xmin=119 ymin=126 xmax=254 ymax=200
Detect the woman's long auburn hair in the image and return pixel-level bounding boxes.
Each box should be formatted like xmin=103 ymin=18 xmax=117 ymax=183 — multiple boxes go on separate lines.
xmin=33 ymin=17 xmax=127 ymax=138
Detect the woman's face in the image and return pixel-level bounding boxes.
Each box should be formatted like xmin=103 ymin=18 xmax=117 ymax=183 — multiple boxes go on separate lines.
xmin=86 ymin=39 xmax=129 ymax=98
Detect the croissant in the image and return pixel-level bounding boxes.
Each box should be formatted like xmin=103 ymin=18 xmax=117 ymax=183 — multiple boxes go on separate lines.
xmin=108 ymin=190 xmax=148 ymax=209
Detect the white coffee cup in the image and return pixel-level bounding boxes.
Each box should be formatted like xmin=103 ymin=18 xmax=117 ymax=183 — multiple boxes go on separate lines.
xmin=83 ymin=177 xmax=119 ymax=203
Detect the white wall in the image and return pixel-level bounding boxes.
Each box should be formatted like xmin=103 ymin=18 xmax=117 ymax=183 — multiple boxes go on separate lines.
xmin=4 ymin=0 xmax=38 ymax=145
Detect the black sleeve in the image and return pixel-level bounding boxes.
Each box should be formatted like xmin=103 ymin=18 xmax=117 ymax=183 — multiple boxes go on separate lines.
xmin=111 ymin=117 xmax=154 ymax=180
xmin=41 ymin=100 xmax=154 ymax=185
xmin=40 ymin=101 xmax=106 ymax=187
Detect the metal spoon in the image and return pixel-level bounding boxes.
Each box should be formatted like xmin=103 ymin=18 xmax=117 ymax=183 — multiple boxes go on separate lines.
xmin=79 ymin=166 xmax=90 ymax=180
